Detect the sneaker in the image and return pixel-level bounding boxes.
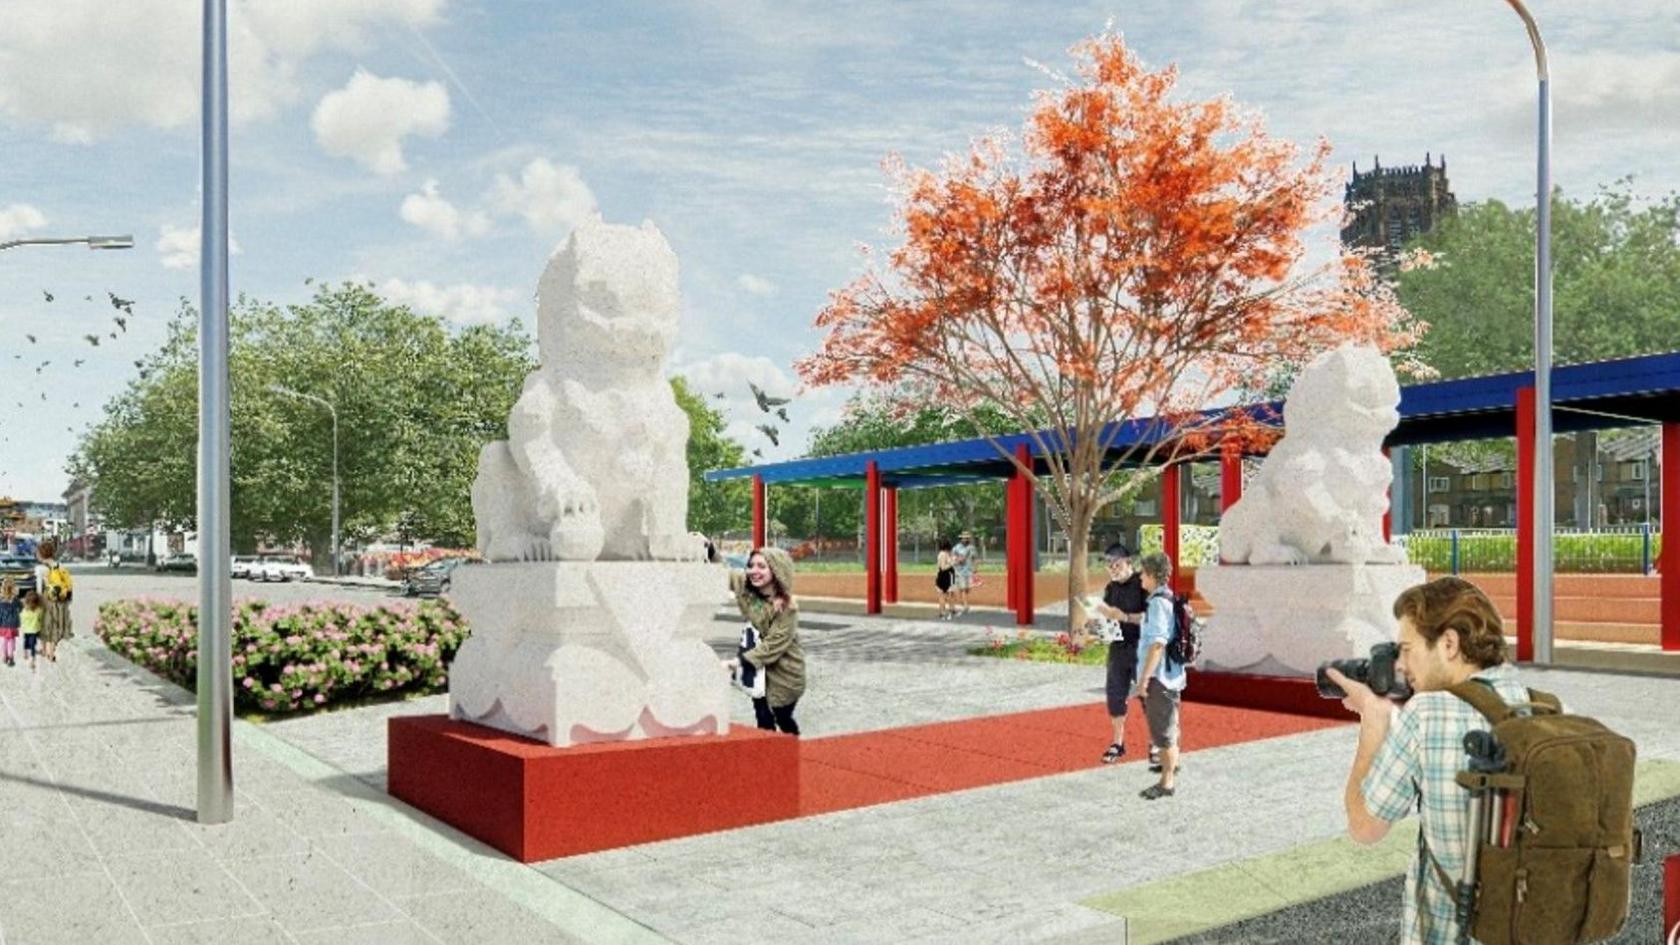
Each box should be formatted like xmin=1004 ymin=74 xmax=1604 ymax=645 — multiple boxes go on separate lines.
xmin=1148 ymin=761 xmax=1181 ymax=774
xmin=1139 ymin=783 xmax=1175 ymax=800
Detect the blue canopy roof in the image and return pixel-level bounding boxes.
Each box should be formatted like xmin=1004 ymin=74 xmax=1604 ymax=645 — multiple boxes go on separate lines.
xmin=704 ymin=349 xmax=1680 ymax=489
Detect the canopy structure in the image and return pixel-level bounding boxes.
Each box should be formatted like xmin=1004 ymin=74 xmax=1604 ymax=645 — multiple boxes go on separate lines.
xmin=705 ymin=349 xmax=1680 ymax=651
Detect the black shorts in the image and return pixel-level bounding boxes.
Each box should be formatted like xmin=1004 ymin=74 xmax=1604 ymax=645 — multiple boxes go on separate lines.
xmin=935 ymin=568 xmax=954 ymax=593
xmin=1105 ymin=642 xmax=1138 ymax=717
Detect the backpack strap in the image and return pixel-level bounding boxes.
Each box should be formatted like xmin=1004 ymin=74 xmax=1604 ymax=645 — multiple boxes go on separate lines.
xmin=1446 ymin=679 xmax=1515 ymax=724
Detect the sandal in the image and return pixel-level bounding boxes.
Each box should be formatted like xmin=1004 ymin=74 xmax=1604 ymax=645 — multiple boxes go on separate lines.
xmin=1101 ymin=743 xmax=1125 ymax=765
xmin=1139 ymin=783 xmax=1175 ymax=800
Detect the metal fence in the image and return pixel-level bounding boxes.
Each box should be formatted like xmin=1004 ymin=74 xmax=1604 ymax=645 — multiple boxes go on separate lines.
xmin=1400 ymin=526 xmax=1664 ymax=575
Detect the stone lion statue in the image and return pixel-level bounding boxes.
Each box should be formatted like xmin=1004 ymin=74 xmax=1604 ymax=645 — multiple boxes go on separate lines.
xmin=472 ymin=216 xmax=700 ymax=562
xmin=1218 ymin=345 xmax=1408 ymax=566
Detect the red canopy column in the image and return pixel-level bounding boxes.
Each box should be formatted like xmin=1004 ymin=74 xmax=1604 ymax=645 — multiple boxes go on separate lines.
xmin=865 ymin=461 xmax=882 ymax=615
xmin=751 ymin=474 xmax=766 ymax=549
xmin=1662 ymin=421 xmax=1679 ymax=651
xmin=1219 ymin=442 xmax=1243 ymax=512
xmin=1516 ymin=386 xmax=1536 ymax=662
xmin=1008 ymin=443 xmax=1034 ymax=626
xmin=883 ymin=486 xmax=899 ymax=605
xmin=1163 ymin=462 xmax=1181 ymax=594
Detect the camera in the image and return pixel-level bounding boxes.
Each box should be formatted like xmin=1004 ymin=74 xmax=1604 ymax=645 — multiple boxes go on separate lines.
xmin=1316 ymin=642 xmax=1412 ymax=701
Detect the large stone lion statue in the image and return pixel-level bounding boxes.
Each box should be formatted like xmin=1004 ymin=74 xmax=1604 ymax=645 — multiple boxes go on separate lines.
xmin=1218 ymin=345 xmax=1407 ymax=566
xmin=471 ymin=216 xmax=700 ymax=563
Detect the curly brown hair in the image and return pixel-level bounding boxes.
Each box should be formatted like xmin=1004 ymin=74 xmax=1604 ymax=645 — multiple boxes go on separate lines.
xmin=1392 ymin=576 xmax=1508 ymax=668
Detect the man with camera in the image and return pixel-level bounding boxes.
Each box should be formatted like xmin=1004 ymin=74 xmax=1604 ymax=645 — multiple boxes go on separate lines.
xmin=1324 ymin=576 xmax=1529 ymax=945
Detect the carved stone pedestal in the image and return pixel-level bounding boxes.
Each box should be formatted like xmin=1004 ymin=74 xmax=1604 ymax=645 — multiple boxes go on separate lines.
xmin=1196 ymin=563 xmax=1427 ymax=676
xmin=446 ymin=561 xmax=730 ymax=747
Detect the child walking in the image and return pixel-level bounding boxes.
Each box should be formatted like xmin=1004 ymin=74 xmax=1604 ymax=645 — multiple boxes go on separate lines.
xmin=20 ymin=591 xmax=43 ymax=672
xmin=0 ymin=577 xmax=20 ymax=667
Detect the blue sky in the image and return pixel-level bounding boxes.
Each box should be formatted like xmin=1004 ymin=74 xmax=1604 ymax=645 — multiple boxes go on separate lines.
xmin=3 ymin=0 xmax=1677 ymax=502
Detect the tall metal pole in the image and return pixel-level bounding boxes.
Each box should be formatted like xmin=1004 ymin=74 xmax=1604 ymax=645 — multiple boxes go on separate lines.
xmin=196 ymin=0 xmax=234 ymax=824
xmin=330 ymin=406 xmax=340 ymax=577
xmin=1506 ymin=0 xmax=1553 ymax=664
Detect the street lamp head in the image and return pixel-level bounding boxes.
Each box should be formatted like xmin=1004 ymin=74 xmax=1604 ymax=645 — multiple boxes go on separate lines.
xmin=87 ymin=235 xmax=134 ymax=250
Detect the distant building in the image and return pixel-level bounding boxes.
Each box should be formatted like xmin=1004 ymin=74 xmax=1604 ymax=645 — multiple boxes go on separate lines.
xmin=1341 ymin=153 xmax=1457 ymax=258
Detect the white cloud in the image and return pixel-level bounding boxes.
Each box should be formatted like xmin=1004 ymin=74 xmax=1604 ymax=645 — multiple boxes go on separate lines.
xmin=676 ymin=352 xmax=796 ymax=402
xmin=400 ymin=179 xmax=491 ymax=240
xmin=736 ymin=273 xmax=777 ymax=297
xmin=0 ymin=204 xmax=48 ymax=241
xmin=0 ymin=0 xmax=444 ymax=141
xmin=156 ymin=224 xmax=240 ymax=270
xmin=379 ymin=277 xmax=519 ymax=326
xmin=489 ymin=159 xmax=597 ymax=232
xmin=311 ymin=70 xmax=450 ymax=175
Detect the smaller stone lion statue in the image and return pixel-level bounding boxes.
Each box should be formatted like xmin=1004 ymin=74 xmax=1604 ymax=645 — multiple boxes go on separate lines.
xmin=1218 ymin=345 xmax=1408 ymax=566
xmin=472 ymin=216 xmax=701 ymax=562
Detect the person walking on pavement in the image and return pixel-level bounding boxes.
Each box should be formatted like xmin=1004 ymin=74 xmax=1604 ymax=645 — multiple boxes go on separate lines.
xmin=34 ymin=540 xmax=74 ymax=663
xmin=950 ymin=531 xmax=976 ymax=616
xmin=725 ymin=547 xmax=807 ymax=735
xmin=1092 ymin=543 xmax=1146 ymax=764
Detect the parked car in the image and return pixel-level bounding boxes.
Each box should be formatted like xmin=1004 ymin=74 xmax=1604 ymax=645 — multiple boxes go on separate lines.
xmin=256 ymin=555 xmax=312 ymax=583
xmin=404 ymin=556 xmax=467 ymax=597
xmin=0 ymin=554 xmax=38 ymax=595
xmin=230 ymin=555 xmax=261 ymax=579
xmin=155 ymin=553 xmax=198 ymax=574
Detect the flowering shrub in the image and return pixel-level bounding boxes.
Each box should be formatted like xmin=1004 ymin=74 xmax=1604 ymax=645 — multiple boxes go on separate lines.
xmin=96 ymin=597 xmax=471 ymax=715
xmin=969 ymin=627 xmax=1109 ymax=666
xmin=1138 ymin=524 xmax=1220 ymax=567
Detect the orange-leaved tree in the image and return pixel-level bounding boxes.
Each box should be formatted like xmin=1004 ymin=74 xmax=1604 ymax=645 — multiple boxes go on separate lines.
xmin=796 ymin=34 xmax=1426 ymax=629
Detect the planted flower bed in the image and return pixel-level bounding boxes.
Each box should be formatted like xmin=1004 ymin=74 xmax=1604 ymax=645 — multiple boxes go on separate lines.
xmin=96 ymin=597 xmax=470 ymax=715
xmin=969 ymin=628 xmax=1110 ymax=666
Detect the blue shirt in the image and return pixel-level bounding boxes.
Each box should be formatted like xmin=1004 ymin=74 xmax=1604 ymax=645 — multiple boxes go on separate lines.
xmin=1136 ymin=588 xmax=1186 ymax=691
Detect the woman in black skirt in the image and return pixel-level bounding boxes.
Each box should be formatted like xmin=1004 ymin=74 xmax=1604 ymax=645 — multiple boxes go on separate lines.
xmin=934 ymin=539 xmax=956 ymax=620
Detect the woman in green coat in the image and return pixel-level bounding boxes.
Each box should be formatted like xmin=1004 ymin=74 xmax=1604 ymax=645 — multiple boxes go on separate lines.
xmin=727 ymin=547 xmax=806 ymax=735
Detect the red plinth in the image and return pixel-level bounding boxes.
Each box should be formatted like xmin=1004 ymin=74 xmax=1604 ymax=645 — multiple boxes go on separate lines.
xmin=389 ymin=715 xmax=800 ymax=862
xmin=1665 ymin=854 xmax=1680 ymax=945
xmin=1184 ymin=670 xmax=1357 ymax=721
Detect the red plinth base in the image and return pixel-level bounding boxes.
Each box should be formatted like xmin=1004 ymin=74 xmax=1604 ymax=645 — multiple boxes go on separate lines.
xmin=1665 ymin=854 xmax=1679 ymax=944
xmin=388 ymin=715 xmax=800 ymax=862
xmin=1184 ymin=670 xmax=1357 ymax=721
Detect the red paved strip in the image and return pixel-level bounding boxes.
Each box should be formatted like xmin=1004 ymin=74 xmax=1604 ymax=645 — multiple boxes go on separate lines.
xmin=798 ymin=701 xmax=1343 ymax=816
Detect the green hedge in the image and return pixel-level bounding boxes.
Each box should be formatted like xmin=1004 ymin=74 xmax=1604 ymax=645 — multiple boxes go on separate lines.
xmin=1401 ymin=530 xmax=1663 ymax=574
xmin=96 ymin=597 xmax=470 ymax=715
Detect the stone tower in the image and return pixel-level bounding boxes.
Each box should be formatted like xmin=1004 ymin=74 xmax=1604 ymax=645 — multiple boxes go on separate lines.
xmin=1340 ymin=153 xmax=1458 ymax=257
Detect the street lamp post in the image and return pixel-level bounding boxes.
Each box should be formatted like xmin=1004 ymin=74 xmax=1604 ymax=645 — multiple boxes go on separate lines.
xmin=1504 ymin=0 xmax=1554 ymax=664
xmin=0 ymin=234 xmax=134 ymax=253
xmin=269 ymin=385 xmax=340 ymax=578
xmin=197 ymin=0 xmax=233 ymax=825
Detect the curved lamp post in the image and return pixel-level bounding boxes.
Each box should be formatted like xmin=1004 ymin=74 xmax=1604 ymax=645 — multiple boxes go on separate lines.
xmin=269 ymin=385 xmax=341 ymax=579
xmin=1504 ymin=0 xmax=1554 ymax=664
xmin=0 ymin=234 xmax=133 ymax=253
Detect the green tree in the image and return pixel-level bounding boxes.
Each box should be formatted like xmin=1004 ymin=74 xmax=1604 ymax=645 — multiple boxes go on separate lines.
xmin=670 ymin=376 xmax=751 ymax=536
xmin=71 ymin=283 xmax=535 ymax=563
xmin=1399 ymin=181 xmax=1680 ymax=381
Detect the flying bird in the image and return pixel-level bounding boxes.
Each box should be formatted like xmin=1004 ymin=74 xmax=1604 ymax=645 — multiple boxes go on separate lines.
xmin=72 ymin=402 xmax=79 ymax=408
xmin=108 ymin=331 xmax=117 ymax=340
xmin=42 ymin=290 xmax=53 ymax=303
xmin=751 ymin=448 xmax=763 ymax=459
xmin=108 ymin=291 xmax=135 ymax=313
xmin=749 ymin=382 xmax=789 ymax=412
xmin=26 ymin=334 xmax=36 ymax=344
xmin=84 ymin=334 xmax=101 ymax=346
xmin=775 ymin=407 xmax=789 ymax=423
xmin=755 ymin=424 xmax=780 ymax=447
xmin=712 ymin=392 xmax=726 ymax=400
xmin=74 ymin=359 xmax=84 ymax=367
xmin=114 ymin=316 xmax=127 ymax=332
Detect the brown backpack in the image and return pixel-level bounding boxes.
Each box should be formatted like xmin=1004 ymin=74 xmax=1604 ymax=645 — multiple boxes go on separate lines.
xmin=1427 ymin=682 xmax=1641 ymax=945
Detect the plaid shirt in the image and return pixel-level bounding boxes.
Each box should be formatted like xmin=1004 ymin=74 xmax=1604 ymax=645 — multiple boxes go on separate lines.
xmin=1360 ymin=663 xmax=1530 ymax=945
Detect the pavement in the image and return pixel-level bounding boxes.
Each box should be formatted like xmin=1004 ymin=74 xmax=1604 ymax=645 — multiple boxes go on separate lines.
xmin=5 ymin=569 xmax=1680 ymax=945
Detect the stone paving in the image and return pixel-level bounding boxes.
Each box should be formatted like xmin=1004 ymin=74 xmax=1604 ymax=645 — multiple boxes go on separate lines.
xmin=6 ymin=569 xmax=1680 ymax=944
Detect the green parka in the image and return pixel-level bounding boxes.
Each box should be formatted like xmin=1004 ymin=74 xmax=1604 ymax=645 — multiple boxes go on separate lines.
xmin=729 ymin=548 xmax=806 ymax=708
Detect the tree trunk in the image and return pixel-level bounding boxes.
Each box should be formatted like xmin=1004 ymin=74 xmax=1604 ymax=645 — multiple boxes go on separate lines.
xmin=1065 ymin=508 xmax=1092 ymax=636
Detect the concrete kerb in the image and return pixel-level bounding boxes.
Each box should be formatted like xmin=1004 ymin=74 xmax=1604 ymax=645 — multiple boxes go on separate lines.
xmin=81 ymin=641 xmax=675 ymax=945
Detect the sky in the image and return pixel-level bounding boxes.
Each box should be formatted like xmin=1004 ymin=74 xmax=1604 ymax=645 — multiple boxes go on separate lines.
xmin=2 ymin=0 xmax=1677 ymax=503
